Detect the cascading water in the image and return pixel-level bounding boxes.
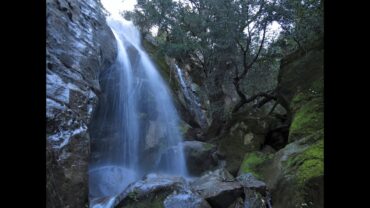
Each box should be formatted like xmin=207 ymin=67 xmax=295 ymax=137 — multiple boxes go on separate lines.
xmin=175 ymin=65 xmax=208 ymax=128
xmin=88 ymin=3 xmax=187 ymax=205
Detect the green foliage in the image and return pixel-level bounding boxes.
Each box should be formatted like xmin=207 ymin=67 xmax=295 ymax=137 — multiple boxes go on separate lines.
xmin=125 ymin=0 xmax=323 ymax=74
xmin=125 ymin=0 xmax=282 ymax=75
xmin=277 ymin=0 xmax=323 ymax=50
xmin=125 ymin=0 xmax=323 ymax=118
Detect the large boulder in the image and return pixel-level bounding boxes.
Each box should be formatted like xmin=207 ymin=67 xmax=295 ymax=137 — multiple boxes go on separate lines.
xmin=237 ymin=173 xmax=272 ymax=208
xmin=276 ymin=40 xmax=323 ymax=113
xmin=182 ymin=141 xmax=219 ymax=176
xmin=216 ymin=109 xmax=284 ymax=175
xmin=97 ymin=173 xmax=211 ymax=208
xmin=236 ymin=173 xmax=267 ymax=194
xmin=90 ymin=174 xmax=185 ymax=208
xmin=269 ymin=40 xmax=323 ymax=208
xmin=191 ymin=169 xmax=244 ymax=208
xmin=256 ymin=134 xmax=323 ymax=208
xmin=115 ymin=174 xmax=186 ymax=208
xmin=46 ymin=0 xmax=117 ymax=207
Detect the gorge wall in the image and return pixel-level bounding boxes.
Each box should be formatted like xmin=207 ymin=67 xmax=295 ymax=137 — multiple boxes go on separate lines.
xmin=46 ymin=0 xmax=117 ymax=207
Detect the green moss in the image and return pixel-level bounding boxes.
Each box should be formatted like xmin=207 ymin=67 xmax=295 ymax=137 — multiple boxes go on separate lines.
xmin=123 ymin=192 xmax=167 ymax=208
xmin=289 ymin=96 xmax=323 ymax=142
xmin=310 ymin=77 xmax=324 ymax=93
xmin=239 ymin=152 xmax=271 ymax=179
xmin=285 ymin=139 xmax=324 ymax=187
xmin=290 ymin=76 xmax=323 ymax=112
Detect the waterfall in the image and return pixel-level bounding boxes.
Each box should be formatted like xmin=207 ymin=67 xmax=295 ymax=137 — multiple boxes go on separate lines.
xmin=175 ymin=65 xmax=208 ymax=129
xmin=88 ymin=11 xmax=187 ymax=205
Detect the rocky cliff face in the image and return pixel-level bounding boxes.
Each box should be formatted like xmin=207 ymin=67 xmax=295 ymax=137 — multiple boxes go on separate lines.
xmin=238 ymin=40 xmax=324 ymax=208
xmin=46 ymin=0 xmax=117 ymax=207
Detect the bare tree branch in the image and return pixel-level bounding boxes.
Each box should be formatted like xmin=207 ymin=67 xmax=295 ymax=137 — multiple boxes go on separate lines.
xmin=232 ymin=89 xmax=277 ymax=113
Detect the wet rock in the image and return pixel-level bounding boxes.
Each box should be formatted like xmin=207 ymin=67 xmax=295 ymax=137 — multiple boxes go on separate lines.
xmin=144 ymin=120 xmax=166 ymax=150
xmin=236 ymin=173 xmax=272 ymax=208
xmin=164 ymin=192 xmax=212 ymax=208
xmin=46 ymin=0 xmax=117 ymax=207
xmin=90 ymin=196 xmax=116 ymax=208
xmin=182 ymin=141 xmax=218 ymax=176
xmin=89 ymin=166 xmax=137 ymax=199
xmin=191 ymin=169 xmax=243 ymax=208
xmin=237 ymin=173 xmax=267 ymax=194
xmin=243 ymin=189 xmax=270 ymax=208
xmin=115 ymin=174 xmax=188 ymax=208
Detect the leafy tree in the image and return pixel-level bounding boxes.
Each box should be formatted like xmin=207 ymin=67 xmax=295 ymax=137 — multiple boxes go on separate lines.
xmin=276 ymin=0 xmax=323 ymax=50
xmin=125 ymin=0 xmax=323 ymax=113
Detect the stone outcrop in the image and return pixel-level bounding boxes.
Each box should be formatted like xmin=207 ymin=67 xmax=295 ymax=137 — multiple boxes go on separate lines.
xmin=190 ymin=169 xmax=244 ymax=208
xmin=182 ymin=141 xmax=219 ymax=176
xmin=238 ymin=40 xmax=324 ymax=208
xmin=46 ymin=0 xmax=117 ymax=207
xmin=112 ymin=173 xmax=212 ymax=208
xmin=164 ymin=192 xmax=212 ymax=208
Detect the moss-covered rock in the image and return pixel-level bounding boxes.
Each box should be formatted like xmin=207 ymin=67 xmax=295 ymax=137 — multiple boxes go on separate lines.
xmin=216 ymin=109 xmax=285 ymax=175
xmin=181 ymin=141 xmax=218 ymax=176
xmin=237 ymin=40 xmax=325 ymax=208
xmin=246 ymin=133 xmax=324 ymax=208
xmin=217 ymin=132 xmax=250 ymax=175
xmin=277 ymin=40 xmax=323 ymax=111
xmin=238 ymin=152 xmax=272 ymax=179
xmin=289 ymin=96 xmax=323 ymax=142
xmin=284 ymin=139 xmax=324 ymax=187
